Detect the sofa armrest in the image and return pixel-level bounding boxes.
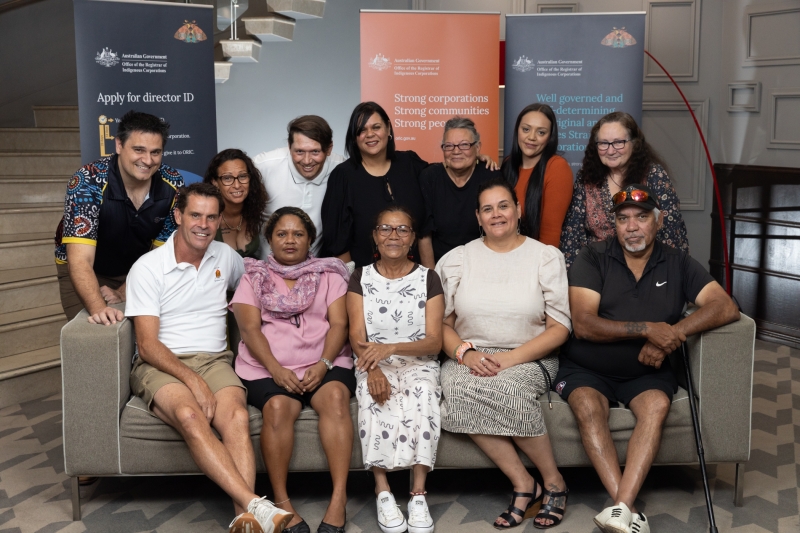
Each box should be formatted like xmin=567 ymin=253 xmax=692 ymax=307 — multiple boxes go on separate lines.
xmin=685 ymin=313 xmax=755 ymax=463
xmin=61 ymin=304 xmax=134 ymax=476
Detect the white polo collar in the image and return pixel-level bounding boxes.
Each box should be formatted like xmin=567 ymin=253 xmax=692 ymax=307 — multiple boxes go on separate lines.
xmin=162 ymin=233 xmax=218 ymax=274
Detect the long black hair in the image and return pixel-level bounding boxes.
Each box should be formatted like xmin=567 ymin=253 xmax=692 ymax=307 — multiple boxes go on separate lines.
xmin=500 ymin=103 xmax=559 ymax=240
xmin=344 ymin=101 xmax=395 ymax=166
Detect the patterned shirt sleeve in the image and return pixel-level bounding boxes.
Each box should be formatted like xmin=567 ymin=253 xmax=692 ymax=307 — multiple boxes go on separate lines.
xmin=559 ymin=173 xmax=589 ymax=270
xmin=648 ymin=164 xmax=689 ymax=254
xmin=60 ymin=159 xmax=110 ymax=247
xmin=153 ymin=166 xmax=184 ymax=246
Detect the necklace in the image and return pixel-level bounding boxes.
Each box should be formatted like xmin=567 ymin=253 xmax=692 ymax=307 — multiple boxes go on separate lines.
xmin=608 ymin=174 xmax=623 ymax=189
xmin=221 ymin=213 xmax=242 ymax=231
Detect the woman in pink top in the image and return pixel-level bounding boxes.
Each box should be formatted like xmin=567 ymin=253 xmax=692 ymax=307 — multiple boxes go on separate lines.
xmin=231 ymin=206 xmax=353 ymax=533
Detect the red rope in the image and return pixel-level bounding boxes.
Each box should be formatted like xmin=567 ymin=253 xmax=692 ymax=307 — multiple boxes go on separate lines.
xmin=643 ymin=50 xmax=732 ymax=295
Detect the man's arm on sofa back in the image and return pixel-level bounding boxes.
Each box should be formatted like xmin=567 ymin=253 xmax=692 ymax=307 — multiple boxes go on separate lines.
xmin=61 ymin=304 xmax=134 ymax=476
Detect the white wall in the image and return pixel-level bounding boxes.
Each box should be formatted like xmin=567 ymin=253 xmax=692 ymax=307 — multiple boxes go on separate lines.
xmin=214 ymin=0 xmax=410 ymax=157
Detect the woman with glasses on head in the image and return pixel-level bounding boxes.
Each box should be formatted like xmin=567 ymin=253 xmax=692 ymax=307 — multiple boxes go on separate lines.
xmin=204 ymin=148 xmax=268 ymax=258
xmin=347 ymin=205 xmax=444 ymax=533
xmin=231 ymin=207 xmax=354 ymax=533
xmin=417 ymin=117 xmax=501 ymax=268
xmin=559 ymin=111 xmax=688 ymax=269
xmin=502 ymin=104 xmax=573 ymax=247
xmin=322 ymin=102 xmax=496 ymax=270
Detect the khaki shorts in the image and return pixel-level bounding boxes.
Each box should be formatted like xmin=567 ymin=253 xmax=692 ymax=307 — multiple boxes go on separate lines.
xmin=56 ymin=263 xmax=126 ymax=320
xmin=130 ymin=350 xmax=245 ymax=409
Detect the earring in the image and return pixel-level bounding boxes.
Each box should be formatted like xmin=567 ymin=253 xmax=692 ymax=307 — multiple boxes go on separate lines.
xmin=389 ymin=134 xmax=393 ymax=139
xmin=372 ymin=241 xmax=380 ymax=262
xmin=479 ymin=225 xmax=485 ymax=241
xmin=517 ymin=220 xmax=521 ymax=235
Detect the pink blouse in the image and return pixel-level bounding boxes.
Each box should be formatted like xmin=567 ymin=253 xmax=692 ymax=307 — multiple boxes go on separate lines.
xmin=230 ymin=270 xmax=353 ymax=381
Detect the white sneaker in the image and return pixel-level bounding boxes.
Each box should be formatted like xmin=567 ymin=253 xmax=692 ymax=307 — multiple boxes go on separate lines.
xmin=407 ymin=494 xmax=434 ymax=533
xmin=631 ymin=512 xmax=650 ymax=533
xmin=247 ymin=496 xmax=294 ymax=533
xmin=604 ymin=502 xmax=633 ymax=533
xmin=376 ymin=491 xmax=407 ymax=533
xmin=228 ymin=512 xmax=265 ymax=533
xmin=593 ymin=506 xmax=614 ymax=533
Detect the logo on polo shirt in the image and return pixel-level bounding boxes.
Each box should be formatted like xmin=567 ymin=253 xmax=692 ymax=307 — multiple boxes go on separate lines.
xmin=656 ymin=281 xmax=667 ymax=287
xmin=215 ymin=268 xmax=221 ymax=280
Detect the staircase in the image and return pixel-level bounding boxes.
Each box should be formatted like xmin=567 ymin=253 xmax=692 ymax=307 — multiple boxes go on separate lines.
xmin=215 ymin=0 xmax=325 ymax=83
xmin=0 ymin=106 xmax=77 ymax=406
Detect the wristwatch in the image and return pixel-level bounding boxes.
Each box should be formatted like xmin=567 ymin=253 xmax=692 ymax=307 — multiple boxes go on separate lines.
xmin=319 ymin=358 xmax=333 ymax=371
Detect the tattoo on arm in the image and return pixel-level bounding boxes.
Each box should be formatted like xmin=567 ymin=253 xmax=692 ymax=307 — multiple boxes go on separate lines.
xmin=625 ymin=322 xmax=647 ymax=336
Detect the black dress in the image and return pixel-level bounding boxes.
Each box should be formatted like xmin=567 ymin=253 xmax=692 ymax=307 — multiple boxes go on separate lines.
xmin=419 ymin=163 xmax=501 ymax=263
xmin=321 ymin=151 xmax=428 ymax=268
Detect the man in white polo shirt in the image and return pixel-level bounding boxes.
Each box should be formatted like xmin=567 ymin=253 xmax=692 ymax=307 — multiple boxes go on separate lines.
xmin=254 ymin=115 xmax=345 ymax=258
xmin=125 ymin=182 xmax=292 ymax=533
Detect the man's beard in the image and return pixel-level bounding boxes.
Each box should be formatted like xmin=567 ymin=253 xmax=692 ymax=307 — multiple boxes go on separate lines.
xmin=623 ymin=235 xmax=647 ymax=252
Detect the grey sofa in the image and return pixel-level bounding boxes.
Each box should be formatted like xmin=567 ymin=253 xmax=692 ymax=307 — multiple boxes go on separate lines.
xmin=61 ymin=306 xmax=755 ymax=521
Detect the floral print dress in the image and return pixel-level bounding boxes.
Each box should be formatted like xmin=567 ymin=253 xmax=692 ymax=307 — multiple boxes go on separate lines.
xmin=559 ymin=163 xmax=689 ymax=270
xmin=353 ymin=264 xmax=442 ymax=471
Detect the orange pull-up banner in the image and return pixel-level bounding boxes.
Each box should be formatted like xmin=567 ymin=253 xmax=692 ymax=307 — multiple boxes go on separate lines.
xmin=360 ymin=10 xmax=500 ymax=164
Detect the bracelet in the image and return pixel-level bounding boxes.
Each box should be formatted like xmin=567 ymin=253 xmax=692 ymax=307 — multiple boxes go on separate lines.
xmin=455 ymin=342 xmax=475 ymax=364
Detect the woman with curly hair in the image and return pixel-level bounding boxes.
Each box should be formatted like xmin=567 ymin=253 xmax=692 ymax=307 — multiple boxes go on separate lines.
xmin=559 ymin=112 xmax=688 ymax=269
xmin=204 ymin=148 xmax=268 ymax=258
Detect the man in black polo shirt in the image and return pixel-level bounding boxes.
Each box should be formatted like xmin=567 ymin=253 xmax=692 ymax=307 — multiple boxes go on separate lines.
xmin=55 ymin=110 xmax=183 ymax=325
xmin=556 ymin=184 xmax=739 ymax=533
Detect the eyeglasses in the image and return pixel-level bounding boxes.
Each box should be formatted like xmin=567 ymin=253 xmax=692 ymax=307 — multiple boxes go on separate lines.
xmin=596 ymin=139 xmax=630 ymax=151
xmin=217 ymin=173 xmax=250 ymax=185
xmin=612 ymin=188 xmax=650 ymax=206
xmin=441 ymin=141 xmax=478 ymax=152
xmin=375 ymin=224 xmax=413 ymax=237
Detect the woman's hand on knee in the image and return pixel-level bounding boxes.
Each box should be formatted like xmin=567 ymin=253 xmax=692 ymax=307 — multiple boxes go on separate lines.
xmin=273 ymin=367 xmax=304 ymax=395
xmin=367 ymin=368 xmax=391 ymax=404
xmin=464 ymin=351 xmax=500 ymax=377
xmin=356 ymin=341 xmax=394 ymax=371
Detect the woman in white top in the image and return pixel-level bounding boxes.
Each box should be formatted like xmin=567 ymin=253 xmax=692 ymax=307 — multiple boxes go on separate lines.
xmin=436 ymin=177 xmax=572 ymax=530
xmin=347 ymin=205 xmax=444 ymax=533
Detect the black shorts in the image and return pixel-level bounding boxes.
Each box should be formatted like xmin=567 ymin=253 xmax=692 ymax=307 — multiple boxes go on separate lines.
xmin=554 ymin=357 xmax=677 ymax=407
xmin=241 ymin=366 xmax=356 ymax=411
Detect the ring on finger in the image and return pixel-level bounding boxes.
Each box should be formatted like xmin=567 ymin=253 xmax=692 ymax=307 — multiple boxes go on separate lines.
xmin=480 ymin=357 xmax=486 ymax=363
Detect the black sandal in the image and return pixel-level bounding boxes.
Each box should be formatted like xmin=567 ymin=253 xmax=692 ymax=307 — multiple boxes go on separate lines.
xmin=284 ymin=519 xmax=311 ymax=533
xmin=493 ymin=483 xmax=544 ymax=530
xmin=533 ymin=486 xmax=569 ymax=529
xmin=317 ymin=509 xmax=346 ymax=533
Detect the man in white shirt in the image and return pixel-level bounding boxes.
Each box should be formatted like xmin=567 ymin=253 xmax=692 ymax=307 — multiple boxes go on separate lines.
xmin=254 ymin=115 xmax=345 ymax=258
xmin=125 ymin=182 xmax=292 ymax=533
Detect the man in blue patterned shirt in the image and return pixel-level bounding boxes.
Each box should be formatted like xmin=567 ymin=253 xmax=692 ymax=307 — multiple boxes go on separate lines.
xmin=55 ymin=110 xmax=183 ymax=325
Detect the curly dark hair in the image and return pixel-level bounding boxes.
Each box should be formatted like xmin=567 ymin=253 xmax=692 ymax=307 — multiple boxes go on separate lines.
xmin=116 ymin=110 xmax=170 ymax=147
xmin=580 ymin=111 xmax=668 ymax=188
xmin=501 ymin=103 xmax=560 ymax=239
xmin=264 ymin=206 xmax=317 ymax=248
xmin=203 ymin=149 xmax=267 ymax=240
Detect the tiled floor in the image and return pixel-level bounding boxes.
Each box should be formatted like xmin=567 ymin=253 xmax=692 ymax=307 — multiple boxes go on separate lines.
xmin=1 ymin=340 xmax=797 ymax=532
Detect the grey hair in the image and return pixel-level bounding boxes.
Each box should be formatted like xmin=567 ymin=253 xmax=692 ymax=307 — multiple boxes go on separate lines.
xmin=443 ymin=116 xmax=480 ymax=143
xmin=652 ymin=208 xmax=661 ymax=221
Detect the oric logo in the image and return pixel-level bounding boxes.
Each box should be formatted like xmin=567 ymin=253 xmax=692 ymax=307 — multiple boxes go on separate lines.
xmin=601 ymin=27 xmax=637 ymax=48
xmin=175 ymin=20 xmax=207 ymax=43
xmin=511 ymin=55 xmax=534 ymax=73
xmin=95 ymin=47 xmax=119 ymax=67
xmin=368 ymin=53 xmax=391 ymax=71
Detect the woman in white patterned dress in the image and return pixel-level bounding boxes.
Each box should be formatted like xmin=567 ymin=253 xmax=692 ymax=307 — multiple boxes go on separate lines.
xmin=436 ymin=177 xmax=572 ymax=530
xmin=347 ymin=205 xmax=444 ymax=533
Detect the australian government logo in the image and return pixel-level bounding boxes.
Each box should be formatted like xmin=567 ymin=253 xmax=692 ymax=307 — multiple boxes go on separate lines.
xmin=368 ymin=53 xmax=392 ymax=71
xmin=511 ymin=55 xmax=534 ymax=73
xmin=95 ymin=48 xmax=119 ymax=67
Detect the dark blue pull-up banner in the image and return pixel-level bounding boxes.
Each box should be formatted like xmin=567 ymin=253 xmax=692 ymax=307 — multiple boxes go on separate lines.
xmin=73 ymin=0 xmax=216 ymax=183
xmin=504 ymin=13 xmax=645 ymax=172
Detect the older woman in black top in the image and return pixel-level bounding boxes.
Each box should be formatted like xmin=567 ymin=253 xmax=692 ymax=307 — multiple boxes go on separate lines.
xmin=321 ymin=102 xmax=496 ymax=269
xmin=418 ymin=117 xmax=501 ymax=268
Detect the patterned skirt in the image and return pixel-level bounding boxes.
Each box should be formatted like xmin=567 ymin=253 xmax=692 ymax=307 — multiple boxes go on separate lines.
xmin=440 ymin=348 xmax=559 ymax=438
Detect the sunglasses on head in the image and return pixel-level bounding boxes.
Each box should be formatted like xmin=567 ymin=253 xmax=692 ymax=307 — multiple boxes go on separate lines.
xmin=612 ymin=188 xmax=650 ymax=206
